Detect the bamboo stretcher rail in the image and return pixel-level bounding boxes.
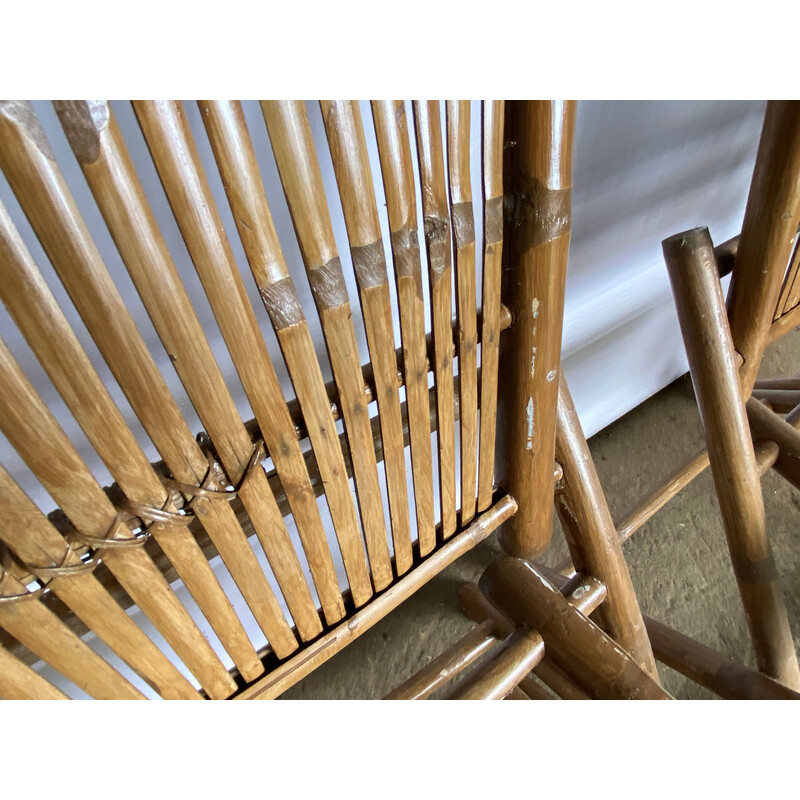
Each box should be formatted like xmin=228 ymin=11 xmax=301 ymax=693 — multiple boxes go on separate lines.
xmin=645 ymin=615 xmax=800 ymax=700
xmin=133 ymin=100 xmax=321 ymax=646
xmin=447 ymin=101 xmax=479 ymax=527
xmin=413 ymin=100 xmax=458 ymax=541
xmin=749 ymin=389 xmax=800 ymax=412
xmin=321 ymin=99 xmax=414 ymax=577
xmin=235 ymin=494 xmax=518 ymax=700
xmin=480 ymin=558 xmax=671 ymax=699
xmin=371 ymin=100 xmax=437 ymax=559
xmin=664 ymin=226 xmax=800 ymax=689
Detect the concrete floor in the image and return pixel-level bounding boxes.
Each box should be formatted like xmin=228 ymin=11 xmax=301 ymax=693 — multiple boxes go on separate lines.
xmin=281 ymin=330 xmax=800 ymax=699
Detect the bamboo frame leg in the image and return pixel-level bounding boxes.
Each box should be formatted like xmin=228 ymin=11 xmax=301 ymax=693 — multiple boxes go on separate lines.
xmin=645 ymin=616 xmax=800 ymax=700
xmin=498 ymin=101 xmax=575 ymax=558
xmin=664 ymin=227 xmax=800 ymax=689
xmin=726 ymin=101 xmax=800 ymax=394
xmin=479 ymin=558 xmax=671 ymax=699
xmin=554 ymin=374 xmax=660 ymax=680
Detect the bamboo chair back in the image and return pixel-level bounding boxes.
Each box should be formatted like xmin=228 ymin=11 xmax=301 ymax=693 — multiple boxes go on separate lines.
xmin=0 ymin=99 xmax=569 ymax=700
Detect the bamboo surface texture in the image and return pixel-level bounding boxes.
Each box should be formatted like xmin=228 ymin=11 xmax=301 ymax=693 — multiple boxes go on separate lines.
xmin=664 ymin=226 xmax=800 ymax=689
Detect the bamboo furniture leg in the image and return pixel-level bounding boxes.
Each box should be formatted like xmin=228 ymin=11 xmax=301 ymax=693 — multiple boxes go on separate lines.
xmin=554 ymin=374 xmax=660 ymax=680
xmin=664 ymin=226 xmax=800 ymax=689
xmin=498 ymin=100 xmax=576 ymax=559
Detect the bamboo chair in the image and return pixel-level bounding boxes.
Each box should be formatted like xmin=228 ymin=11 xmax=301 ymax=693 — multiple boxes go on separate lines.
xmin=0 ymin=99 xmax=617 ymax=700
xmin=530 ymin=100 xmax=800 ymax=700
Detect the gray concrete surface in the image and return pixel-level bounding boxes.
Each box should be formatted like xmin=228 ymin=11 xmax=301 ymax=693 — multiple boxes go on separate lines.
xmin=281 ymin=330 xmax=800 ymax=699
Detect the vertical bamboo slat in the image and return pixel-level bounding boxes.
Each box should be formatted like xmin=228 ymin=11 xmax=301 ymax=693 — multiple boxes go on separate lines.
xmin=0 ymin=337 xmax=221 ymax=698
xmin=0 ymin=463 xmax=204 ymax=698
xmin=132 ymin=100 xmax=322 ymax=643
xmin=0 ymin=643 xmax=69 ymax=700
xmin=477 ymin=101 xmax=505 ymax=513
xmin=0 ymin=575 xmax=145 ymax=700
xmin=446 ymin=100 xmax=478 ymax=526
xmin=727 ymin=101 xmax=800 ymax=394
xmin=371 ymin=100 xmax=436 ymax=556
xmin=261 ymin=100 xmax=383 ymax=600
xmin=413 ymin=100 xmax=457 ymax=540
xmin=320 ymin=99 xmax=413 ymax=578
xmin=554 ymin=374 xmax=660 ymax=681
xmin=0 ymin=195 xmax=263 ymax=684
xmin=498 ymin=101 xmax=575 ymax=558
xmin=52 ymin=101 xmax=317 ymax=650
xmin=664 ymin=227 xmax=800 ymax=689
xmin=194 ymin=101 xmax=350 ymax=620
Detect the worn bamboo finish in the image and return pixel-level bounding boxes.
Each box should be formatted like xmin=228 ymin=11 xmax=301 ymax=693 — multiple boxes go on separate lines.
xmin=477 ymin=101 xmax=505 ymax=512
xmin=320 ymin=100 xmax=413 ymax=576
xmin=132 ymin=100 xmax=322 ymax=643
xmin=52 ymin=101 xmax=300 ymax=657
xmin=0 ymin=193 xmax=262 ymax=683
xmin=480 ymin=558 xmax=671 ymax=699
xmin=446 ymin=101 xmax=479 ymax=526
xmin=555 ymin=374 xmax=659 ymax=680
xmin=237 ymin=494 xmax=517 ymax=699
xmin=664 ymin=226 xmax=800 ymax=689
xmin=371 ymin=101 xmax=436 ymax=555
xmin=413 ymin=100 xmax=458 ymax=540
xmin=384 ymin=619 xmax=497 ymax=700
xmin=0 ymin=337 xmax=222 ymax=697
xmin=727 ymin=101 xmax=800 ymax=394
xmin=0 ymin=643 xmax=68 ymax=700
xmin=499 ymin=101 xmax=575 ymax=558
xmin=645 ymin=616 xmax=800 ymax=700
xmin=261 ymin=100 xmax=388 ymax=598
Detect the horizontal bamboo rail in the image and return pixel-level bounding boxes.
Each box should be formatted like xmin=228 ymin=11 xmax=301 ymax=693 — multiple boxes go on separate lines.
xmin=236 ymin=495 xmax=518 ymax=699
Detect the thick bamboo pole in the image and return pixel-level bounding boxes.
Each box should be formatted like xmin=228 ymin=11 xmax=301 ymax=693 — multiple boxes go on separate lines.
xmin=727 ymin=101 xmax=800 ymax=394
xmin=498 ymin=101 xmax=575 ymax=558
xmin=664 ymin=226 xmax=800 ymax=689
xmin=555 ymin=374 xmax=660 ymax=680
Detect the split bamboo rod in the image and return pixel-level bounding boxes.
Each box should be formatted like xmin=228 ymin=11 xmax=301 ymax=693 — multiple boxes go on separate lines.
xmin=132 ymin=100 xmax=321 ymax=643
xmin=52 ymin=102 xmax=303 ymax=658
xmin=446 ymin=100 xmax=479 ymax=526
xmin=0 ymin=194 xmax=263 ymax=683
xmin=480 ymin=558 xmax=671 ymax=699
xmin=498 ymin=101 xmax=575 ymax=559
xmin=413 ymin=100 xmax=457 ymax=540
xmin=645 ymin=616 xmax=800 ymax=700
xmin=664 ymin=226 xmax=800 ymax=689
xmin=555 ymin=374 xmax=659 ymax=680
xmin=371 ymin=100 xmax=436 ymax=556
xmin=0 ymin=643 xmax=68 ymax=700
xmin=237 ymin=494 xmax=518 ymax=699
xmin=477 ymin=100 xmax=505 ymax=513
xmin=319 ymin=100 xmax=412 ymax=577
xmin=0 ymin=463 xmax=205 ymax=698
xmin=260 ymin=100 xmax=385 ymax=600
xmin=0 ymin=337 xmax=219 ymax=698
xmin=727 ymin=101 xmax=800 ymax=394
